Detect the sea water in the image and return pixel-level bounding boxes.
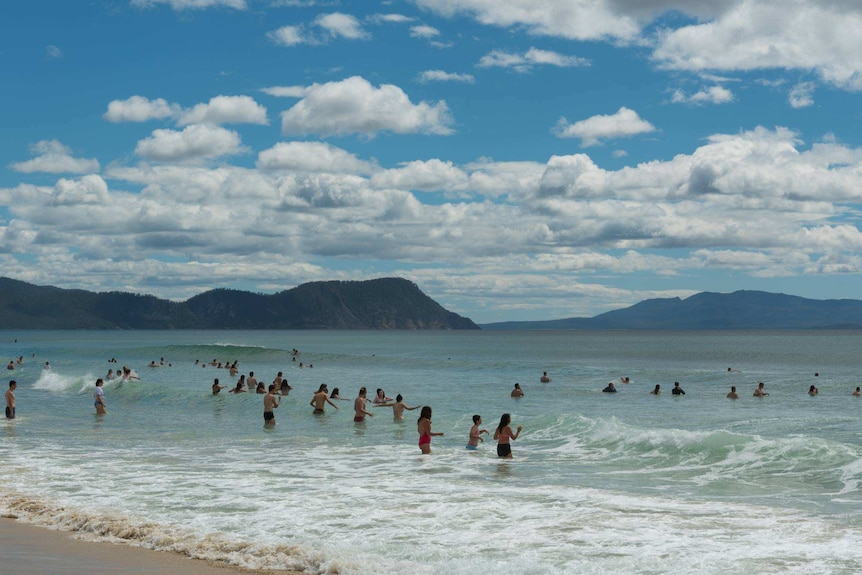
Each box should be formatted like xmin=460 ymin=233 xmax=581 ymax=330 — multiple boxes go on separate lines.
xmin=1 ymin=330 xmax=862 ymax=574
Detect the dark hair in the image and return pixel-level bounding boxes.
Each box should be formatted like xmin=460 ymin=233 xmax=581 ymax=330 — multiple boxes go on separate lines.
xmin=396 ymin=394 xmax=403 ymax=402
xmin=317 ymin=383 xmax=327 ymax=392
xmin=331 ymin=387 xmax=340 ymax=397
xmin=213 ymin=378 xmax=219 ymax=385
xmin=496 ymin=413 xmax=511 ymax=435
xmin=9 ymin=380 xmax=16 ymax=388
xmin=376 ymin=388 xmax=384 ymax=396
xmin=472 ymin=414 xmax=481 ymax=424
xmin=418 ymin=405 xmax=432 ymax=423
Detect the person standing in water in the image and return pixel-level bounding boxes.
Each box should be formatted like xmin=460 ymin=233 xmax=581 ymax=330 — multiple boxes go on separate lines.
xmin=310 ymin=384 xmax=338 ymax=414
xmin=354 ymin=387 xmax=374 ymax=422
xmin=263 ymin=384 xmax=280 ymax=426
xmin=417 ymin=406 xmax=443 ymax=454
xmin=374 ymin=394 xmax=418 ymax=420
xmin=94 ymin=378 xmax=107 ymax=415
xmin=466 ymin=415 xmax=488 ymax=450
xmin=212 ymin=378 xmax=226 ymax=395
xmin=494 ymin=413 xmax=522 ymax=459
xmin=5 ymin=380 xmax=16 ymax=419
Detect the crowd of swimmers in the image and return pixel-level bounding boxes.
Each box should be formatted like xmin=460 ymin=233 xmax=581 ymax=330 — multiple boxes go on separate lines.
xmin=6 ymin=358 xmax=858 ymax=459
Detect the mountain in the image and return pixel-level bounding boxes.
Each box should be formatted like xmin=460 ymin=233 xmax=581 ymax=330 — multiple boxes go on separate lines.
xmin=0 ymin=277 xmax=479 ymax=330
xmin=481 ymin=291 xmax=862 ymax=330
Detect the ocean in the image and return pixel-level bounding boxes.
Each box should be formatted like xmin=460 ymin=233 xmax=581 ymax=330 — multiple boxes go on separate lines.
xmin=2 ymin=329 xmax=862 ymax=574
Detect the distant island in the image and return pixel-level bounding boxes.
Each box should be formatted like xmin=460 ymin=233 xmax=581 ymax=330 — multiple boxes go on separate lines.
xmin=0 ymin=277 xmax=479 ymax=330
xmin=481 ymin=290 xmax=862 ymax=330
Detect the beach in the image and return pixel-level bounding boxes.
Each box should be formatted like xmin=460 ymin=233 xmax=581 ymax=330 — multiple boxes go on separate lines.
xmin=3 ymin=329 xmax=862 ymax=574
xmin=0 ymin=517 xmax=297 ymax=575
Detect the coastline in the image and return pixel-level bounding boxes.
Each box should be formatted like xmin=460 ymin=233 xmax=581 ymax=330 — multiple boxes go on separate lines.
xmin=0 ymin=517 xmax=301 ymax=575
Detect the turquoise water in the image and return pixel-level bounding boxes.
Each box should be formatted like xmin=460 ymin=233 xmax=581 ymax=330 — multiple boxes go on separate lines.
xmin=2 ymin=330 xmax=862 ymax=574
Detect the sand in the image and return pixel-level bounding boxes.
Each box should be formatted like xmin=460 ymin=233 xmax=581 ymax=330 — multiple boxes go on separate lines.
xmin=0 ymin=518 xmax=302 ymax=575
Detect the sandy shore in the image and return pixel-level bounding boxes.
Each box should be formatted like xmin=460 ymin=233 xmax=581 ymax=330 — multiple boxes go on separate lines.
xmin=0 ymin=518 xmax=302 ymax=575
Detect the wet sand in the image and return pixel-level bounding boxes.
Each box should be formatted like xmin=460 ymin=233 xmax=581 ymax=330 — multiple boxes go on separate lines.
xmin=0 ymin=518 xmax=300 ymax=575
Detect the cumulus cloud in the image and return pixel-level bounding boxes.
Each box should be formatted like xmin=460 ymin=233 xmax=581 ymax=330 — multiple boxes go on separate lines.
xmin=478 ymin=47 xmax=589 ymax=72
xmin=410 ymin=24 xmax=441 ymax=38
xmin=10 ymin=140 xmax=100 ymax=174
xmin=315 ymin=12 xmax=369 ymax=40
xmin=177 ymin=95 xmax=268 ymax=126
xmin=280 ymin=76 xmax=454 ymax=137
xmin=135 ymin=124 xmax=244 ymax=162
xmin=269 ymin=12 xmax=369 ymax=46
xmin=671 ymin=85 xmax=734 ymax=105
xmin=257 ymin=141 xmax=374 ymax=174
xmin=371 ymin=159 xmax=469 ymax=192
xmin=413 ymin=0 xmax=641 ymax=41
xmin=652 ymin=0 xmax=862 ymax=90
xmin=418 ymin=70 xmax=475 ymax=83
xmin=553 ymin=107 xmax=656 ymax=147
xmin=789 ymin=81 xmax=815 ymax=108
xmin=104 ymin=96 xmax=180 ymax=123
xmin=46 ymin=45 xmax=63 ymax=59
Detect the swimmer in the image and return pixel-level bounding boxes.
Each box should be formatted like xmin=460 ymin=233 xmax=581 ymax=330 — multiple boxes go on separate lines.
xmin=256 ymin=381 xmax=266 ymax=394
xmin=329 ymin=387 xmax=349 ymax=400
xmin=754 ymin=382 xmax=768 ymax=397
xmin=602 ymin=382 xmax=617 ymax=393
xmin=228 ymin=381 xmax=246 ymax=394
xmin=650 ymin=384 xmax=661 ymax=396
xmin=44 ymin=361 xmax=50 ymax=370
xmin=671 ymin=382 xmax=685 ymax=395
xmin=854 ymin=387 xmax=861 ymax=397
xmin=373 ymin=388 xmax=392 ymax=405
xmin=417 ymin=406 xmax=443 ymax=455
xmin=94 ymin=378 xmax=107 ymax=415
xmin=310 ymin=384 xmax=338 ymax=414
xmin=726 ymin=386 xmax=739 ymax=399
xmin=374 ymin=394 xmax=418 ymax=420
xmin=212 ymin=378 xmax=226 ymax=395
xmin=6 ymin=361 xmax=14 ymax=371
xmin=511 ymin=383 xmax=524 ymax=398
xmin=466 ymin=415 xmax=488 ymax=450
xmin=808 ymin=385 xmax=819 ymax=396
xmin=5 ymin=381 xmax=16 ymax=419
xmin=263 ymin=384 xmax=280 ymax=426
xmin=353 ymin=387 xmax=374 ymax=422
xmin=247 ymin=371 xmax=258 ymax=389
xmin=105 ymin=369 xmax=115 ymax=380
xmin=620 ymin=376 xmax=630 ymax=384
xmin=493 ymin=413 xmax=522 ymax=459
xmin=540 ymin=371 xmax=550 ymax=383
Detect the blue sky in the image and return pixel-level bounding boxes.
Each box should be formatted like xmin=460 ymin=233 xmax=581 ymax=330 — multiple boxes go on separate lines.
xmin=2 ymin=0 xmax=862 ymax=323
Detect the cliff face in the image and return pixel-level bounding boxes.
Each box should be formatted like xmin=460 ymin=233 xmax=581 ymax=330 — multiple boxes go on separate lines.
xmin=0 ymin=277 xmax=479 ymax=330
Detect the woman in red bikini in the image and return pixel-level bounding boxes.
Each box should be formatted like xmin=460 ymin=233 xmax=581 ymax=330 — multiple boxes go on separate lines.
xmin=417 ymin=406 xmax=443 ymax=454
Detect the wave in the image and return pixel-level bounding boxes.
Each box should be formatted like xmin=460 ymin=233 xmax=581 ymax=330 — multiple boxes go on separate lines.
xmin=0 ymin=493 xmax=348 ymax=574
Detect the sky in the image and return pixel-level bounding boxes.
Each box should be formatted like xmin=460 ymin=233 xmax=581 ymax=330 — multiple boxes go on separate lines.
xmin=2 ymin=0 xmax=862 ymax=324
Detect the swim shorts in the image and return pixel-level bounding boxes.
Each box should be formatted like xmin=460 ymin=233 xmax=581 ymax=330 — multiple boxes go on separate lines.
xmin=497 ymin=443 xmax=512 ymax=457
xmin=264 ymin=411 xmax=274 ymax=422
xmin=5 ymin=406 xmax=14 ymax=419
xmin=465 ymin=444 xmax=477 ymax=450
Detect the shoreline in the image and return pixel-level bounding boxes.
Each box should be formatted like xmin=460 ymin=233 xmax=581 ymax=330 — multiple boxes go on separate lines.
xmin=0 ymin=517 xmax=301 ymax=575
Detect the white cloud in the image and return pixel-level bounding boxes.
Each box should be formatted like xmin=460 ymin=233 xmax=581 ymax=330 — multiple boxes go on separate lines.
xmin=478 ymin=47 xmax=589 ymax=72
xmin=553 ymin=107 xmax=656 ymax=147
xmin=410 ymin=24 xmax=441 ymax=38
xmin=10 ymin=140 xmax=100 ymax=174
xmin=269 ymin=13 xmax=369 ymax=46
xmin=418 ymin=70 xmax=475 ymax=83
xmin=268 ymin=25 xmax=309 ymax=46
xmin=131 ymin=0 xmax=246 ymax=9
xmin=671 ymin=85 xmax=734 ymax=105
xmin=104 ymin=96 xmax=181 ymax=123
xmin=371 ymin=159 xmax=469 ymax=192
xmin=261 ymin=86 xmax=309 ymax=98
xmin=370 ymin=13 xmax=415 ymax=24
xmin=257 ymin=141 xmax=374 ymax=174
xmin=280 ymin=76 xmax=454 ymax=137
xmin=178 ymin=95 xmax=268 ymax=126
xmin=653 ymin=0 xmax=862 ymax=90
xmin=135 ymin=124 xmax=244 ymax=162
xmin=315 ymin=12 xmax=369 ymax=40
xmin=413 ymin=0 xmax=641 ymax=41
xmin=46 ymin=45 xmax=63 ymax=59
xmin=789 ymin=81 xmax=816 ymax=108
